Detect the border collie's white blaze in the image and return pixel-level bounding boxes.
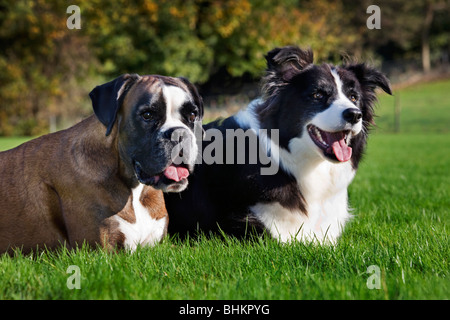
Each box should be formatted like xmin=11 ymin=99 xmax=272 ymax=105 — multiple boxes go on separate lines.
xmin=165 ymin=46 xmax=392 ymax=244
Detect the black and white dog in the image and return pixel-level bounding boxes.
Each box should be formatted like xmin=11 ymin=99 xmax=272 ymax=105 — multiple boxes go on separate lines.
xmin=165 ymin=46 xmax=391 ymax=243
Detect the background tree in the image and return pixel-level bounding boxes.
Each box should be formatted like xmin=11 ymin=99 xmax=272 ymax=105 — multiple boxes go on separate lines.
xmin=0 ymin=0 xmax=448 ymax=136
xmin=0 ymin=0 xmax=95 ymax=135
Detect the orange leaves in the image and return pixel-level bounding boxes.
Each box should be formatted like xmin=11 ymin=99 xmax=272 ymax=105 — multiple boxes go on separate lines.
xmin=205 ymin=0 xmax=252 ymax=38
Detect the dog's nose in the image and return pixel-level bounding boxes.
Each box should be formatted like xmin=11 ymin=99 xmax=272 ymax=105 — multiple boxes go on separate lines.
xmin=164 ymin=127 xmax=186 ymax=140
xmin=163 ymin=127 xmax=193 ymax=159
xmin=342 ymin=108 xmax=362 ymax=124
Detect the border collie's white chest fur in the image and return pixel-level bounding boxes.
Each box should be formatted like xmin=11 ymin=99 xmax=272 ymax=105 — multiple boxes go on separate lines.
xmin=250 ymin=159 xmax=354 ymax=243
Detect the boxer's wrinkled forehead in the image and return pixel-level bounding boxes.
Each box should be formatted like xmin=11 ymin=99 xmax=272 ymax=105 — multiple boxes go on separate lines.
xmin=121 ymin=75 xmax=200 ymax=131
xmin=122 ymin=76 xmax=191 ymax=111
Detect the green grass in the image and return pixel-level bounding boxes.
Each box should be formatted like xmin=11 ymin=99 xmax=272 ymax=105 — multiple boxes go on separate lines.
xmin=0 ymin=79 xmax=449 ymax=300
xmin=375 ymin=79 xmax=450 ymax=133
xmin=0 ymin=136 xmax=35 ymax=152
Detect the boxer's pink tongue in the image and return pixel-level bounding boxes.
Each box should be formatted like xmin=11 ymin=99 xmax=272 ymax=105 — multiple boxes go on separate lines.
xmin=324 ymin=132 xmax=352 ymax=162
xmin=163 ymin=165 xmax=189 ymax=182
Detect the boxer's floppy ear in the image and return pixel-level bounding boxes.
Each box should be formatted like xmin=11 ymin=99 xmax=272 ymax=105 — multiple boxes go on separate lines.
xmin=90 ymin=74 xmax=140 ymax=136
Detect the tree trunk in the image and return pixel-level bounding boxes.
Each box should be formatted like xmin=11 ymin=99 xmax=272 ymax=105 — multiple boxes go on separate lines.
xmin=421 ymin=3 xmax=434 ymax=73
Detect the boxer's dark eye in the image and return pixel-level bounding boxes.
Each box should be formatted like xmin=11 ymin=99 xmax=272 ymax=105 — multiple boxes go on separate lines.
xmin=141 ymin=112 xmax=152 ymax=121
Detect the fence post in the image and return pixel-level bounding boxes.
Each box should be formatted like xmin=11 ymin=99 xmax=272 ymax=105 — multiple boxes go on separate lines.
xmin=49 ymin=115 xmax=57 ymax=133
xmin=394 ymin=93 xmax=401 ymax=133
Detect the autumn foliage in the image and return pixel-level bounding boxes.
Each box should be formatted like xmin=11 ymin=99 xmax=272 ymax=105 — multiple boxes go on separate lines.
xmin=0 ymin=0 xmax=448 ymax=135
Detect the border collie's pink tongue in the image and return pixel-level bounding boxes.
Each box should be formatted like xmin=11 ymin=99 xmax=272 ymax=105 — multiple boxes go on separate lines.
xmin=163 ymin=165 xmax=189 ymax=182
xmin=324 ymin=132 xmax=352 ymax=162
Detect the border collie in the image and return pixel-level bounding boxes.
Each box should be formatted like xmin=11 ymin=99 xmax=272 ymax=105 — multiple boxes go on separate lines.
xmin=165 ymin=46 xmax=392 ymax=243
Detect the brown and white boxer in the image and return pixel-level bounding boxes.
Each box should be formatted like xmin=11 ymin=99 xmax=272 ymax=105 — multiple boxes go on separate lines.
xmin=0 ymin=74 xmax=203 ymax=253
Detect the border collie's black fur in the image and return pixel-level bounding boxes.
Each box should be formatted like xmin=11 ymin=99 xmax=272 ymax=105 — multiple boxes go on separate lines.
xmin=165 ymin=46 xmax=392 ymax=243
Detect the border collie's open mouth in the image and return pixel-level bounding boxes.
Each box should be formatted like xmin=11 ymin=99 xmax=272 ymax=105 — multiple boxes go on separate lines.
xmin=134 ymin=161 xmax=190 ymax=187
xmin=307 ymin=124 xmax=352 ymax=162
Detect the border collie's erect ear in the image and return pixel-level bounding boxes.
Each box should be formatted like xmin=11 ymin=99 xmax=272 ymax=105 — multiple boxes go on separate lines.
xmin=344 ymin=63 xmax=392 ymax=96
xmin=89 ymin=74 xmax=140 ymax=136
xmin=262 ymin=46 xmax=313 ymax=100
xmin=266 ymin=46 xmax=313 ymax=81
xmin=343 ymin=63 xmax=392 ymax=126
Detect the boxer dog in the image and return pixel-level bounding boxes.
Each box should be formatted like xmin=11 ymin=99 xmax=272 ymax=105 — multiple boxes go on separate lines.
xmin=0 ymin=74 xmax=203 ymax=253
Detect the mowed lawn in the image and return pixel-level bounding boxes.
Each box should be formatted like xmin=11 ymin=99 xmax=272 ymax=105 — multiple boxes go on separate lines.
xmin=0 ymin=80 xmax=448 ymax=300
